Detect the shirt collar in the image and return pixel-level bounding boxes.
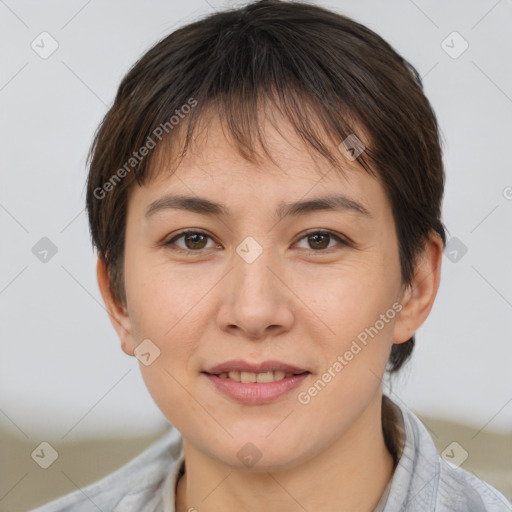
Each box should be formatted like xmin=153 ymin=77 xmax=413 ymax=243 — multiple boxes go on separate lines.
xmin=381 ymin=397 xmax=441 ymax=511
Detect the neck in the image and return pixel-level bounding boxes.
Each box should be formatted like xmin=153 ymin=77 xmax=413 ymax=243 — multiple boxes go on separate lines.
xmin=176 ymin=392 xmax=399 ymax=512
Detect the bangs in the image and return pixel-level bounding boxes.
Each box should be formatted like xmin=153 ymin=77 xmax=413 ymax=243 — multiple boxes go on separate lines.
xmin=133 ymin=88 xmax=378 ymax=192
xmin=105 ymin=4 xmax=389 ymax=188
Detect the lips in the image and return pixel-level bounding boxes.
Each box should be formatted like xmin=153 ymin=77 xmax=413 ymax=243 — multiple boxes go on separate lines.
xmin=204 ymin=359 xmax=309 ymax=375
xmin=203 ymin=371 xmax=310 ymax=404
xmin=201 ymin=359 xmax=311 ymax=404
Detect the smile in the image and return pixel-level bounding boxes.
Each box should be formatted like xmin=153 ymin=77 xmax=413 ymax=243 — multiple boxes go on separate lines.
xmin=216 ymin=370 xmax=299 ymax=382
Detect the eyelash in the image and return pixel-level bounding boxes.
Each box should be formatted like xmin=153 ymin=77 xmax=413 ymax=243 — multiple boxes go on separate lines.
xmin=162 ymin=229 xmax=349 ymax=255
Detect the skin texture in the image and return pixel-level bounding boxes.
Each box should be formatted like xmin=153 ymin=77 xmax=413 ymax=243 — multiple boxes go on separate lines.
xmin=97 ymin=112 xmax=443 ymax=512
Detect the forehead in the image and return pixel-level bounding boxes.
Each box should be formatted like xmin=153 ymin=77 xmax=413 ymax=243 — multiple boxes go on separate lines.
xmin=127 ymin=111 xmax=387 ymax=218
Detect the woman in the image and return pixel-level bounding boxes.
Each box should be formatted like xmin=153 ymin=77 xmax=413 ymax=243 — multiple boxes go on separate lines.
xmin=29 ymin=1 xmax=512 ymax=510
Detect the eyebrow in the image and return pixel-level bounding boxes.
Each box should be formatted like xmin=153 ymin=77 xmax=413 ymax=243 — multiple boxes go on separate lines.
xmin=145 ymin=193 xmax=371 ymax=220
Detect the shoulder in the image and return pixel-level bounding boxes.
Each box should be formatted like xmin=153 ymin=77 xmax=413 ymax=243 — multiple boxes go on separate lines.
xmin=26 ymin=427 xmax=183 ymax=512
xmin=382 ymin=397 xmax=512 ymax=512
xmin=434 ymin=458 xmax=512 ymax=512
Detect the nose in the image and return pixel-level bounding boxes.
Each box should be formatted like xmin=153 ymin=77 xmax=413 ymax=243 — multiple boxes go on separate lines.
xmin=216 ymin=244 xmax=295 ymax=340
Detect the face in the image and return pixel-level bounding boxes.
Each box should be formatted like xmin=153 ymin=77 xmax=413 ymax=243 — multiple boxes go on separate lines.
xmin=109 ymin=113 xmax=415 ymax=472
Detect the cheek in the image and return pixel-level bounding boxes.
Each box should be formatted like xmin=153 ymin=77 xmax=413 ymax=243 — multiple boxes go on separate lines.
xmin=298 ymin=276 xmax=398 ymax=422
xmin=299 ymin=270 xmax=400 ymax=407
xmin=124 ymin=251 xmax=209 ymax=340
xmin=126 ymin=267 xmax=207 ymax=431
xmin=137 ymin=359 xmax=206 ymax=439
xmin=303 ymin=266 xmax=396 ymax=338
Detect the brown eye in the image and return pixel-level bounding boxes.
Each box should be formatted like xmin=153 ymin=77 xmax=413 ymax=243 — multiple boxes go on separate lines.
xmin=307 ymin=233 xmax=330 ymax=250
xmin=295 ymin=230 xmax=348 ymax=252
xmin=182 ymin=232 xmax=208 ymax=250
xmin=165 ymin=230 xmax=216 ymax=252
xmin=164 ymin=229 xmax=347 ymax=255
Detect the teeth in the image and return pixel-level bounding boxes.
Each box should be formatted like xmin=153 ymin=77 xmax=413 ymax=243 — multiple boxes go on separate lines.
xmin=273 ymin=370 xmax=287 ymax=381
xmin=256 ymin=371 xmax=275 ymax=383
xmin=241 ymin=371 xmax=256 ymax=383
xmin=216 ymin=370 xmax=297 ymax=382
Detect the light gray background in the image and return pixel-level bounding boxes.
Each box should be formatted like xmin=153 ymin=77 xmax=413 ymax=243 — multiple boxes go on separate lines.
xmin=1 ymin=0 xmax=511 ymax=449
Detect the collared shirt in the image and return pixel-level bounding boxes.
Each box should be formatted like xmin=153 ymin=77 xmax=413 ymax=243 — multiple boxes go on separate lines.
xmin=28 ymin=397 xmax=512 ymax=511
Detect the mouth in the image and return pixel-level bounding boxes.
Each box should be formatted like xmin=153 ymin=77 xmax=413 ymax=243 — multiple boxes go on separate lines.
xmin=201 ymin=360 xmax=311 ymax=404
xmin=204 ymin=359 xmax=309 ymax=376
xmin=203 ymin=370 xmax=309 ymax=383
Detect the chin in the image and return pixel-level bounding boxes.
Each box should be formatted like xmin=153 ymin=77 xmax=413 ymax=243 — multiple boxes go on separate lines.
xmin=210 ymin=435 xmax=311 ymax=473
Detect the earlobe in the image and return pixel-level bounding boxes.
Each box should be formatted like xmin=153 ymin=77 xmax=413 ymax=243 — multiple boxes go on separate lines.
xmin=393 ymin=232 xmax=443 ymax=344
xmin=96 ymin=256 xmax=135 ymax=357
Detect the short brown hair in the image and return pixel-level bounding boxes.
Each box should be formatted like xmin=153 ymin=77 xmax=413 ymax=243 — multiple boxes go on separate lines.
xmin=86 ymin=0 xmax=446 ymax=375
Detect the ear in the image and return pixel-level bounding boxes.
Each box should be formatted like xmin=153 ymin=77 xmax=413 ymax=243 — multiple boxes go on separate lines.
xmin=393 ymin=231 xmax=443 ymax=344
xmin=96 ymin=256 xmax=135 ymax=357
